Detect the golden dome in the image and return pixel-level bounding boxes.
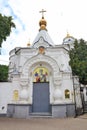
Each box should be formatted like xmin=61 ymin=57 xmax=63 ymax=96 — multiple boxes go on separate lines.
xmin=39 ymin=17 xmax=47 ymax=31
xmin=27 ymin=39 xmax=31 ymax=47
xmin=27 ymin=43 xmax=30 ymax=47
xmin=64 ymin=32 xmax=74 ymax=39
xmin=66 ymin=32 xmax=70 ymax=38
xmin=39 ymin=17 xmax=47 ymax=26
xmin=63 ymin=32 xmax=75 ymax=44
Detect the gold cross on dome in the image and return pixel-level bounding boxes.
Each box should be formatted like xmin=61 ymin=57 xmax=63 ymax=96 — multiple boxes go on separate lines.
xmin=39 ymin=9 xmax=46 ymax=18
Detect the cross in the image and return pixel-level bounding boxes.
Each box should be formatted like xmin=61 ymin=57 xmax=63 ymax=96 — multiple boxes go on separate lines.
xmin=39 ymin=9 xmax=46 ymax=18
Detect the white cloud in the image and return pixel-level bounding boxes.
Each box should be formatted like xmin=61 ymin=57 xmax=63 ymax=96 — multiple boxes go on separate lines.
xmin=0 ymin=0 xmax=87 ymax=65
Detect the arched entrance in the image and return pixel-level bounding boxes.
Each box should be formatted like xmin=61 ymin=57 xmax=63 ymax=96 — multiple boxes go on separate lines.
xmin=32 ymin=67 xmax=50 ymax=113
xmin=21 ymin=54 xmax=60 ymax=114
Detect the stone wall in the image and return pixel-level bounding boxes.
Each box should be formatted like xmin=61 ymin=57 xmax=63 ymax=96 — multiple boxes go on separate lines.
xmin=0 ymin=82 xmax=13 ymax=114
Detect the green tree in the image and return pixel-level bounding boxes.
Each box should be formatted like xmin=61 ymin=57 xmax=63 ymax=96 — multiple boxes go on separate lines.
xmin=69 ymin=39 xmax=87 ymax=85
xmin=0 ymin=13 xmax=15 ymax=47
xmin=0 ymin=64 xmax=8 ymax=82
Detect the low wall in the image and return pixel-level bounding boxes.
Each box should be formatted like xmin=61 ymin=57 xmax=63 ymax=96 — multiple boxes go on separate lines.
xmin=7 ymin=103 xmax=76 ymax=118
xmin=0 ymin=82 xmax=13 ymax=114
xmin=52 ymin=103 xmax=75 ymax=118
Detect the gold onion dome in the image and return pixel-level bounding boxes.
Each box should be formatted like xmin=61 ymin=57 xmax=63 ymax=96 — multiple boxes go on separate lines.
xmin=65 ymin=32 xmax=74 ymax=39
xmin=66 ymin=32 xmax=70 ymax=38
xmin=27 ymin=39 xmax=31 ymax=47
xmin=27 ymin=43 xmax=30 ymax=47
xmin=39 ymin=16 xmax=47 ymax=31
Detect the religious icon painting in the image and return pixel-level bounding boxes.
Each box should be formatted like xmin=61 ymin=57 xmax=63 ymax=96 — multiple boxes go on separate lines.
xmin=39 ymin=46 xmax=45 ymax=54
xmin=33 ymin=67 xmax=49 ymax=82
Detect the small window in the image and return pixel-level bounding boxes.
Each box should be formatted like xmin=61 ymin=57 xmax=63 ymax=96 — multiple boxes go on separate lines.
xmin=65 ymin=89 xmax=70 ymax=99
xmin=80 ymin=87 xmax=83 ymax=92
xmin=13 ymin=90 xmax=19 ymax=101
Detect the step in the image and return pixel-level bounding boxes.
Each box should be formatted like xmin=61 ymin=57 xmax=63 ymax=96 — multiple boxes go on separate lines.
xmin=30 ymin=112 xmax=51 ymax=116
xmin=28 ymin=115 xmax=52 ymax=118
xmin=29 ymin=112 xmax=52 ymax=118
xmin=32 ymin=112 xmax=51 ymax=115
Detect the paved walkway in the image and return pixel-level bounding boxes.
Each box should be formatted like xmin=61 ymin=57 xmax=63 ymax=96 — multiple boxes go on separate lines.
xmin=0 ymin=114 xmax=87 ymax=130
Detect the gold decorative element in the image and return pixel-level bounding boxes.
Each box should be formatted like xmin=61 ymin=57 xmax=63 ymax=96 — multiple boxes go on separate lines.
xmin=27 ymin=43 xmax=30 ymax=47
xmin=13 ymin=90 xmax=19 ymax=101
xmin=66 ymin=32 xmax=70 ymax=38
xmin=39 ymin=46 xmax=45 ymax=54
xmin=65 ymin=89 xmax=70 ymax=99
xmin=39 ymin=9 xmax=47 ymax=31
xmin=65 ymin=32 xmax=74 ymax=39
xmin=27 ymin=39 xmax=31 ymax=47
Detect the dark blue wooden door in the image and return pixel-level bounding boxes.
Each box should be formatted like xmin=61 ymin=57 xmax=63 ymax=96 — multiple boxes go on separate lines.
xmin=33 ymin=82 xmax=50 ymax=113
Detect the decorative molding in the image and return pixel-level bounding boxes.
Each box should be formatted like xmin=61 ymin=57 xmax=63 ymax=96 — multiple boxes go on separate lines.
xmin=21 ymin=54 xmax=60 ymax=79
xmin=54 ymin=77 xmax=62 ymax=87
xmin=20 ymin=80 xmax=29 ymax=87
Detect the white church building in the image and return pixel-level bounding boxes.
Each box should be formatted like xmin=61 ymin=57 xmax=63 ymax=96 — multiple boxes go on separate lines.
xmin=0 ymin=11 xmax=83 ymax=118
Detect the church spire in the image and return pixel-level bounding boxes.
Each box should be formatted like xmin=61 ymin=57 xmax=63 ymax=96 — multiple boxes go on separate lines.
xmin=39 ymin=9 xmax=47 ymax=31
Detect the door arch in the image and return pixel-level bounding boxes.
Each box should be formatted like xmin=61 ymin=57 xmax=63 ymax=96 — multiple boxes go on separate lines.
xmin=21 ymin=55 xmax=60 ymax=106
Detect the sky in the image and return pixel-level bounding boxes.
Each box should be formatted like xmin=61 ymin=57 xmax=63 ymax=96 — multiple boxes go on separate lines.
xmin=0 ymin=0 xmax=87 ymax=65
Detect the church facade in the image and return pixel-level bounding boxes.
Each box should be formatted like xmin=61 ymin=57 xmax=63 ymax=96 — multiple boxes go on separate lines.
xmin=0 ymin=12 xmax=83 ymax=118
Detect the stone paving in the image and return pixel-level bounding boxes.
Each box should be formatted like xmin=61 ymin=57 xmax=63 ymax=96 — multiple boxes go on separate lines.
xmin=0 ymin=114 xmax=87 ymax=130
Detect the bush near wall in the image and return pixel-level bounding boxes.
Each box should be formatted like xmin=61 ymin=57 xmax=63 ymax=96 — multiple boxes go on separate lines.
xmin=0 ymin=64 xmax=8 ymax=82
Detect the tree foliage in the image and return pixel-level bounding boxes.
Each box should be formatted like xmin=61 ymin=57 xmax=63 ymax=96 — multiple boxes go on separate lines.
xmin=69 ymin=39 xmax=87 ymax=85
xmin=0 ymin=64 xmax=8 ymax=82
xmin=0 ymin=13 xmax=15 ymax=47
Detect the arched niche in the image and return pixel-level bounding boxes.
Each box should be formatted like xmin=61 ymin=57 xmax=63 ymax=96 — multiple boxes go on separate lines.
xmin=65 ymin=89 xmax=70 ymax=99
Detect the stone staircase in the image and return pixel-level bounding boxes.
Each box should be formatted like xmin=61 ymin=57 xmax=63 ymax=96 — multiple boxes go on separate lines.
xmin=28 ymin=112 xmax=52 ymax=118
xmin=83 ymin=101 xmax=87 ymax=113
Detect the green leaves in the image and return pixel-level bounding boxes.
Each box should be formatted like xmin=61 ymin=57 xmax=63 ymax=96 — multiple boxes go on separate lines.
xmin=69 ymin=39 xmax=87 ymax=85
xmin=0 ymin=13 xmax=16 ymax=47
xmin=0 ymin=64 xmax=8 ymax=82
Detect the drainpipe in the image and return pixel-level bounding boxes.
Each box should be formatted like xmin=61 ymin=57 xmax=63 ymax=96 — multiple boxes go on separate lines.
xmin=72 ymin=76 xmax=77 ymax=117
